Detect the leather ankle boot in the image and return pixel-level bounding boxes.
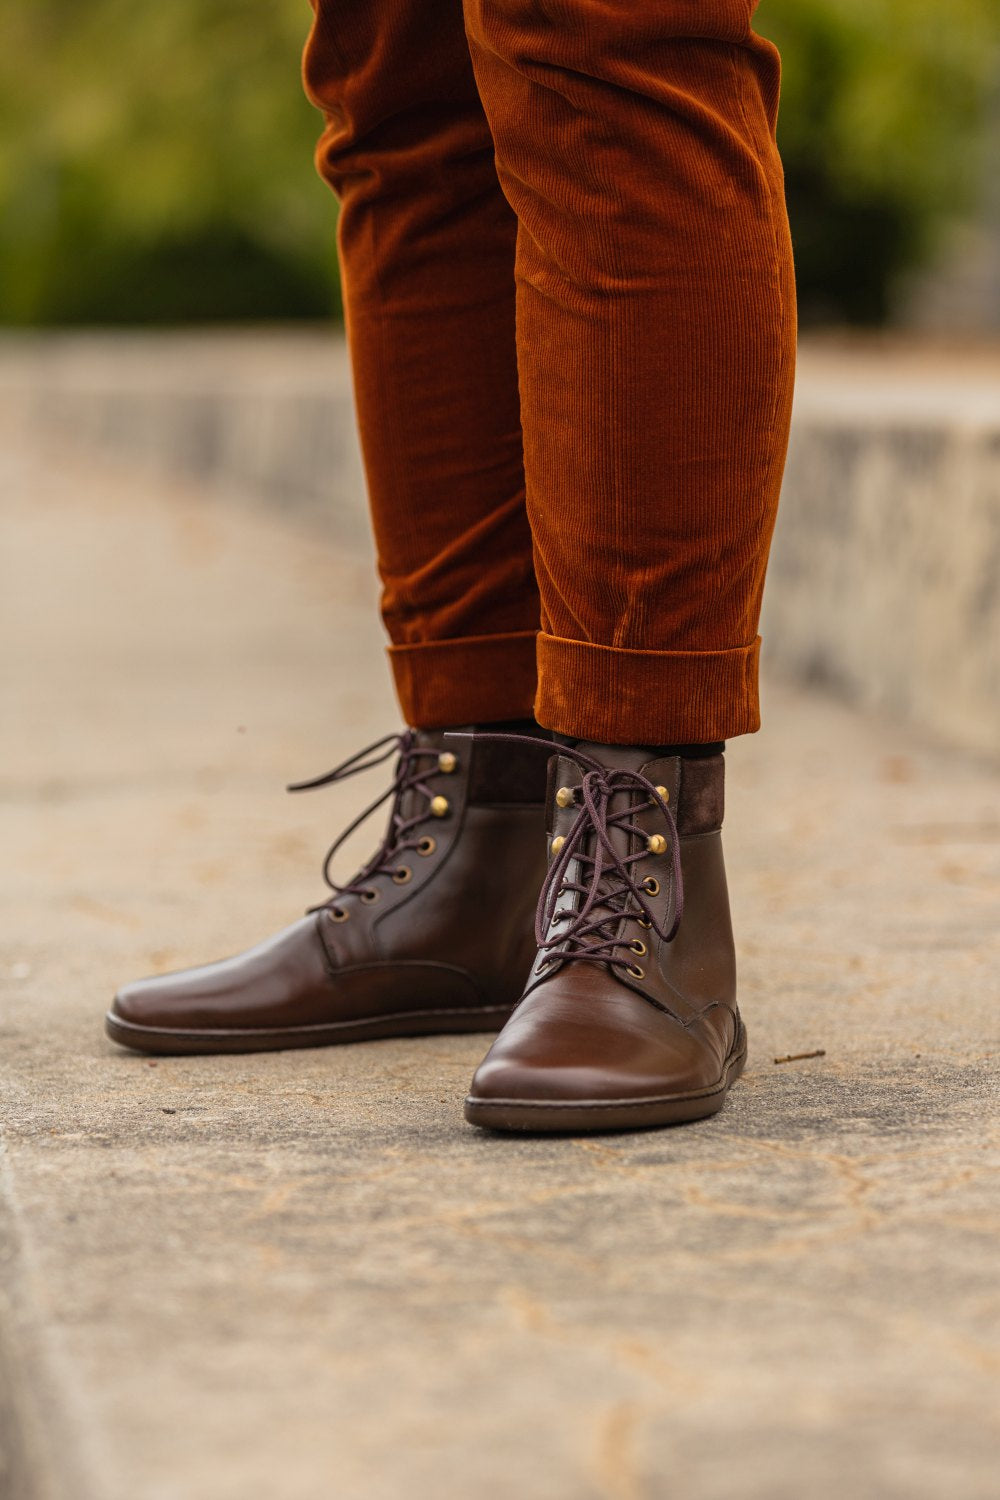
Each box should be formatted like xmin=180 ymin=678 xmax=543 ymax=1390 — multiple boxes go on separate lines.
xmin=106 ymin=729 xmax=550 ymax=1054
xmin=465 ymin=741 xmax=745 ymax=1131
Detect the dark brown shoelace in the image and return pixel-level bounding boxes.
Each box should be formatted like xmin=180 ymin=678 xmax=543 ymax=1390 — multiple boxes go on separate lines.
xmin=463 ymin=733 xmax=684 ymax=977
xmin=288 ymin=731 xmax=445 ymax=915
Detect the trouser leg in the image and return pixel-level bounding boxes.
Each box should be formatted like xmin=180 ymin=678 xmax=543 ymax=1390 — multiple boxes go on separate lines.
xmin=461 ymin=0 xmax=797 ymax=744
xmin=303 ymin=0 xmax=540 ymax=725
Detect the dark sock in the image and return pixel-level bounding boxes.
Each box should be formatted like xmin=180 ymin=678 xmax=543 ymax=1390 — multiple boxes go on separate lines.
xmin=473 ymin=716 xmax=549 ymax=738
xmin=649 ymin=741 xmax=724 ymax=759
xmin=553 ymin=732 xmax=724 ymax=758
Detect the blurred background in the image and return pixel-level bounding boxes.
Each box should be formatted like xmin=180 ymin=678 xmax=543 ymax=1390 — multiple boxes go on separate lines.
xmin=1 ymin=0 xmax=998 ymax=331
xmin=3 ymin=0 xmax=998 ymax=754
xmin=3 ymin=8 xmax=1000 ymax=1500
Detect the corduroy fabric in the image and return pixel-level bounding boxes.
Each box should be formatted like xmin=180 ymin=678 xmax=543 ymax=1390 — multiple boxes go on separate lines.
xmin=389 ymin=629 xmax=538 ymax=729
xmin=303 ymin=0 xmax=796 ymax=743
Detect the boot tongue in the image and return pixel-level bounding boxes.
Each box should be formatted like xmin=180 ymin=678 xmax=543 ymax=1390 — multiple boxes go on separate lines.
xmin=573 ymin=741 xmax=655 ymax=778
xmin=570 ymin=742 xmax=657 ymax=863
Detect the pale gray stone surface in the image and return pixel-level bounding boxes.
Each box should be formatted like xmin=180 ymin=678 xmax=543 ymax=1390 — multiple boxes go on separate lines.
xmin=2 ymin=420 xmax=999 ymax=1499
xmin=0 ymin=329 xmax=368 ymax=542
xmin=2 ymin=330 xmax=999 ymax=756
xmin=763 ymin=340 xmax=1000 ymax=757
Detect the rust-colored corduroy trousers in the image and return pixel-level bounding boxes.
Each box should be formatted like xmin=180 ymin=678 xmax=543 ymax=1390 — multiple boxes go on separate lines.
xmin=303 ymin=0 xmax=796 ymax=744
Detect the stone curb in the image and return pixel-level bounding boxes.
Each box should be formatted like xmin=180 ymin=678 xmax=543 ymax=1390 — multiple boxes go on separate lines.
xmin=2 ymin=330 xmax=998 ymax=757
xmin=763 ymin=349 xmax=1000 ymax=760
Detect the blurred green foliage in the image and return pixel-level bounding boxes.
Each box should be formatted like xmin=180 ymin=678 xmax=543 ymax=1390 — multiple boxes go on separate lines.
xmin=0 ymin=0 xmax=337 ymax=324
xmin=0 ymin=0 xmax=995 ymax=326
xmin=756 ymin=0 xmax=997 ymax=322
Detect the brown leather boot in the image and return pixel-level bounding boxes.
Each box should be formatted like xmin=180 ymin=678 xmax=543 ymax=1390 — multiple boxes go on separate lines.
xmin=106 ymin=729 xmax=550 ymax=1054
xmin=465 ymin=741 xmax=745 ymax=1131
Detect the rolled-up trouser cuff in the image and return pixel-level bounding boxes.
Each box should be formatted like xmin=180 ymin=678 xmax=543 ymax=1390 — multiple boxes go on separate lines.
xmin=535 ymin=632 xmax=762 ymax=744
xmin=389 ymin=630 xmax=539 ymax=727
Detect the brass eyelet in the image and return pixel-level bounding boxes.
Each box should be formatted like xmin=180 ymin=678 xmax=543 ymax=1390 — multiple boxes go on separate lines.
xmin=360 ymin=888 xmax=380 ymax=904
xmin=417 ymin=835 xmax=436 ymax=856
xmin=329 ymin=906 xmax=349 ymax=923
xmin=626 ymin=963 xmax=645 ymax=980
xmin=555 ymin=786 xmax=575 ymax=809
xmin=646 ymin=833 xmax=668 ymax=855
xmin=637 ymin=916 xmax=652 ymax=929
xmin=654 ymin=784 xmax=670 ymax=803
xmin=438 ymin=751 xmax=457 ymax=773
xmin=643 ymin=876 xmax=660 ymax=896
xmin=550 ymin=835 xmax=565 ymax=855
xmin=429 ymin=795 xmax=450 ymax=818
xmin=392 ymin=866 xmax=412 ymax=884
xmin=629 ymin=939 xmax=647 ymax=956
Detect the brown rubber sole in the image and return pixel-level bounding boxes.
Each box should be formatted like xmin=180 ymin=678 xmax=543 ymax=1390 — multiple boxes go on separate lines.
xmin=464 ymin=1027 xmax=747 ymax=1134
xmin=104 ymin=1005 xmax=513 ymax=1056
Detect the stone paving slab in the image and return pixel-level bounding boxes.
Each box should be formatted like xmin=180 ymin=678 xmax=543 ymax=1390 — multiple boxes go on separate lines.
xmin=2 ymin=423 xmax=999 ymax=1500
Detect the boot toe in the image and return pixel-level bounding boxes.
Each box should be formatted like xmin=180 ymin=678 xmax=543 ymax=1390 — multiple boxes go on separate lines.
xmin=465 ymin=981 xmax=739 ymax=1131
xmin=105 ymin=968 xmax=222 ymax=1051
xmin=469 ymin=1045 xmax=701 ymax=1110
xmin=469 ymin=1047 xmax=637 ymax=1105
xmin=110 ymin=975 xmax=171 ymax=1029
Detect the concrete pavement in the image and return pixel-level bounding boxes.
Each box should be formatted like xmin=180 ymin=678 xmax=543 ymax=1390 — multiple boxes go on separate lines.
xmin=2 ymin=419 xmax=999 ymax=1499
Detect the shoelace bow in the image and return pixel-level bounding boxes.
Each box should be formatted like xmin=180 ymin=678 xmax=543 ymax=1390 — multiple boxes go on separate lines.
xmin=288 ymin=731 xmax=444 ymax=915
xmin=469 ymin=733 xmax=685 ymax=977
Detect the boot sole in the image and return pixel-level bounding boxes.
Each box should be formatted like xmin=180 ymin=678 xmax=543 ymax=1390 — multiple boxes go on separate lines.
xmin=464 ymin=1026 xmax=747 ymax=1134
xmin=104 ymin=1005 xmax=513 ymax=1056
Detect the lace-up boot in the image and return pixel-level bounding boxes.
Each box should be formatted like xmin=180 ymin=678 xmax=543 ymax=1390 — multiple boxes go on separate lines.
xmin=107 ymin=729 xmax=550 ymax=1054
xmin=465 ymin=741 xmax=744 ymax=1131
